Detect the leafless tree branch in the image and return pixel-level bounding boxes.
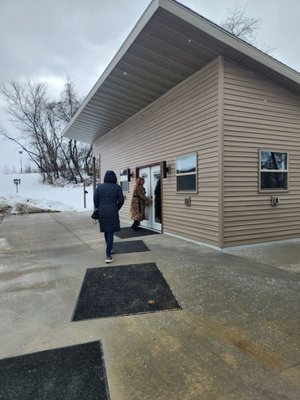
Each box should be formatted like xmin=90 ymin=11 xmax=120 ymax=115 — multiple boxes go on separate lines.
xmin=0 ymin=78 xmax=92 ymax=184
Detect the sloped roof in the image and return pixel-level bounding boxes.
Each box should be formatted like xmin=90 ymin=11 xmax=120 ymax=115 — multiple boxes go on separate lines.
xmin=63 ymin=0 xmax=300 ymax=144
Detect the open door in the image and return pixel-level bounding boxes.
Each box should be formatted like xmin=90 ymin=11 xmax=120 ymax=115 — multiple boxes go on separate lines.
xmin=138 ymin=165 xmax=161 ymax=232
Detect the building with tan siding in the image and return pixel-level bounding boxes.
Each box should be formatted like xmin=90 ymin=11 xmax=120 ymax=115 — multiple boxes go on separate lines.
xmin=63 ymin=0 xmax=300 ymax=248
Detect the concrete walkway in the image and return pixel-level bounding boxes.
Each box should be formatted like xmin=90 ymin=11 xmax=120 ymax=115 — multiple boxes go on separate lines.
xmin=0 ymin=212 xmax=300 ymax=399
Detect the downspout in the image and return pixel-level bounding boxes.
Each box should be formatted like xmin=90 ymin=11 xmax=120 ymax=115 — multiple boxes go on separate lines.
xmin=92 ymin=156 xmax=96 ymax=195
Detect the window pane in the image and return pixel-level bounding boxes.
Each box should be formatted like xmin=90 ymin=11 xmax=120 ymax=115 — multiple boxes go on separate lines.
xmin=261 ymin=151 xmax=287 ymax=170
xmin=176 ymin=154 xmax=196 ymax=174
xmin=260 ymin=172 xmax=287 ymax=190
xmin=177 ymin=175 xmax=196 ymax=191
xmin=120 ymin=181 xmax=128 ymax=192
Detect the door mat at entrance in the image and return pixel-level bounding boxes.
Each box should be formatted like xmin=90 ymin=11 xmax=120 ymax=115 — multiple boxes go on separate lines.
xmin=0 ymin=341 xmax=110 ymax=400
xmin=72 ymin=262 xmax=181 ymax=321
xmin=113 ymin=240 xmax=150 ymax=254
xmin=114 ymin=227 xmax=160 ymax=239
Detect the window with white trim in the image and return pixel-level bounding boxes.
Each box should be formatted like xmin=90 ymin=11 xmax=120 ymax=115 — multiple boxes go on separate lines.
xmin=119 ymin=169 xmax=129 ymax=192
xmin=259 ymin=150 xmax=288 ymax=191
xmin=176 ymin=153 xmax=197 ymax=192
xmin=120 ymin=181 xmax=129 ymax=192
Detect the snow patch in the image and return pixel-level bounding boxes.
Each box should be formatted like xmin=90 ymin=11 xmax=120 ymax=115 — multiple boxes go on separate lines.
xmin=0 ymin=173 xmax=94 ymax=213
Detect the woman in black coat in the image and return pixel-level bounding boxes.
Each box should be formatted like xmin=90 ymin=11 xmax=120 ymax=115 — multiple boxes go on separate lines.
xmin=94 ymin=170 xmax=124 ymax=263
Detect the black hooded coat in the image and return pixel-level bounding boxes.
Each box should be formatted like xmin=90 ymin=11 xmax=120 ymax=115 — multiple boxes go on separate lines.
xmin=93 ymin=170 xmax=124 ymax=232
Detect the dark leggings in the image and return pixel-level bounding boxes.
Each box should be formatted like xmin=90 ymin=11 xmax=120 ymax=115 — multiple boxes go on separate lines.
xmin=104 ymin=232 xmax=114 ymax=257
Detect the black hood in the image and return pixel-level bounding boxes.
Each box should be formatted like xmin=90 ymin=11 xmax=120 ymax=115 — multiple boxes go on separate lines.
xmin=104 ymin=170 xmax=117 ymax=184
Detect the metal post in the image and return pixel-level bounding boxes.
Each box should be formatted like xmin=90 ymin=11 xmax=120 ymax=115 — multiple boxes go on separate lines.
xmin=93 ymin=157 xmax=96 ymax=195
xmin=19 ymin=151 xmax=23 ymax=174
xmin=83 ymin=180 xmax=87 ymax=208
xmin=98 ymin=154 xmax=101 ymax=179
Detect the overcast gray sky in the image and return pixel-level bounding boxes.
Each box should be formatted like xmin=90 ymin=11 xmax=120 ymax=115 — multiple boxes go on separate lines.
xmin=1 ymin=0 xmax=299 ymax=172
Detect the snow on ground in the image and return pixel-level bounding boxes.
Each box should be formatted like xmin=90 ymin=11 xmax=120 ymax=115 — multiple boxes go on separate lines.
xmin=0 ymin=173 xmax=94 ymax=212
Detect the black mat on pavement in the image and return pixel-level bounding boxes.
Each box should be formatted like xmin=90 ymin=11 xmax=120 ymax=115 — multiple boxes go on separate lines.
xmin=72 ymin=262 xmax=181 ymax=321
xmin=114 ymin=227 xmax=160 ymax=239
xmin=0 ymin=341 xmax=110 ymax=400
xmin=113 ymin=240 xmax=150 ymax=254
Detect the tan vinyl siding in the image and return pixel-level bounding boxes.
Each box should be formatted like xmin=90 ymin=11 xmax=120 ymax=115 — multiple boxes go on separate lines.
xmin=94 ymin=58 xmax=220 ymax=246
xmin=223 ymin=59 xmax=300 ymax=246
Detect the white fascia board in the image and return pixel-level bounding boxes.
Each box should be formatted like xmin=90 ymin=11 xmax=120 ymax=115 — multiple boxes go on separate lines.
xmin=160 ymin=0 xmax=300 ymax=84
xmin=63 ymin=0 xmax=160 ymax=140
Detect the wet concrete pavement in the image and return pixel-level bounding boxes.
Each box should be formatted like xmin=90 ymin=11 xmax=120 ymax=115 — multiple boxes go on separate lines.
xmin=0 ymin=212 xmax=300 ymax=399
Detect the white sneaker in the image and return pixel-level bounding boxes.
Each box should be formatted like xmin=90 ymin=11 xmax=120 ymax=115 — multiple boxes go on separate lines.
xmin=105 ymin=256 xmax=114 ymax=263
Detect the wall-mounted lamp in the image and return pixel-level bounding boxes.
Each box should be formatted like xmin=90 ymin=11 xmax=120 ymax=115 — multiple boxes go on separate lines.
xmin=162 ymin=161 xmax=171 ymax=178
xmin=120 ymin=168 xmax=134 ymax=182
xmin=127 ymin=168 xmax=134 ymax=182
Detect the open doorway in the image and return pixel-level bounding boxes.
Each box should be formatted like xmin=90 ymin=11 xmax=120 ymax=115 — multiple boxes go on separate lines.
xmin=138 ymin=165 xmax=161 ymax=232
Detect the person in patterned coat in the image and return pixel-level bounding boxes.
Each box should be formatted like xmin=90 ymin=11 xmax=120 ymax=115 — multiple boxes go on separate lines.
xmin=130 ymin=177 xmax=150 ymax=231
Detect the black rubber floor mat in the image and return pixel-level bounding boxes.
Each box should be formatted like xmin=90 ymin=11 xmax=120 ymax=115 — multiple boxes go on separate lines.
xmin=0 ymin=341 xmax=110 ymax=400
xmin=72 ymin=262 xmax=181 ymax=321
xmin=114 ymin=227 xmax=160 ymax=239
xmin=113 ymin=240 xmax=150 ymax=254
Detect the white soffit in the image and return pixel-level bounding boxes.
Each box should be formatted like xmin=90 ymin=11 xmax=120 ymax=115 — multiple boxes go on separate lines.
xmin=63 ymin=0 xmax=300 ymax=144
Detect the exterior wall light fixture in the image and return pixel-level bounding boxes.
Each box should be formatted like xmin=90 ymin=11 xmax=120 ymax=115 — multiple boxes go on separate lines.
xmin=127 ymin=168 xmax=134 ymax=181
xmin=121 ymin=168 xmax=134 ymax=182
xmin=162 ymin=161 xmax=171 ymax=178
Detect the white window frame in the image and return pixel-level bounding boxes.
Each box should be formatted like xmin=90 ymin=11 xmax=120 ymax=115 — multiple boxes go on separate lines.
xmin=119 ymin=169 xmax=129 ymax=192
xmin=259 ymin=149 xmax=289 ymax=192
xmin=176 ymin=153 xmax=197 ymax=193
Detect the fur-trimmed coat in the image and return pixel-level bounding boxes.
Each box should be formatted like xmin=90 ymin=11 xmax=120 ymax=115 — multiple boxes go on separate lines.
xmin=130 ymin=184 xmax=150 ymax=221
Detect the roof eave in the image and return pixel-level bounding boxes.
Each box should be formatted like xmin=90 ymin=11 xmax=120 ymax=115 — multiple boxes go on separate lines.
xmin=63 ymin=0 xmax=300 ymax=145
xmin=162 ymin=0 xmax=300 ymax=84
xmin=63 ymin=0 xmax=160 ymax=142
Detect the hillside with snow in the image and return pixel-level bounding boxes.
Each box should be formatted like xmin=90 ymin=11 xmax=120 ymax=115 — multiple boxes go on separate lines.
xmin=0 ymin=173 xmax=94 ymax=213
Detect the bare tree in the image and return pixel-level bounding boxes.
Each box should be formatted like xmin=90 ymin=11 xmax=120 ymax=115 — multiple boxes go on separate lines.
xmin=1 ymin=80 xmax=61 ymax=183
xmin=0 ymin=78 xmax=92 ymax=184
xmin=53 ymin=79 xmax=93 ymax=183
xmin=221 ymin=5 xmax=260 ymax=44
xmin=0 ymin=124 xmax=43 ymax=173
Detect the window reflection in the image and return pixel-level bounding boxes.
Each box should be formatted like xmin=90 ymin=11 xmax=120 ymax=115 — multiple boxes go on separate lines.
xmin=176 ymin=153 xmax=197 ymax=192
xmin=261 ymin=151 xmax=287 ymax=170
xmin=176 ymin=154 xmax=196 ymax=174
xmin=177 ymin=175 xmax=196 ymax=191
xmin=260 ymin=150 xmax=288 ymax=190
xmin=261 ymin=172 xmax=287 ymax=190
